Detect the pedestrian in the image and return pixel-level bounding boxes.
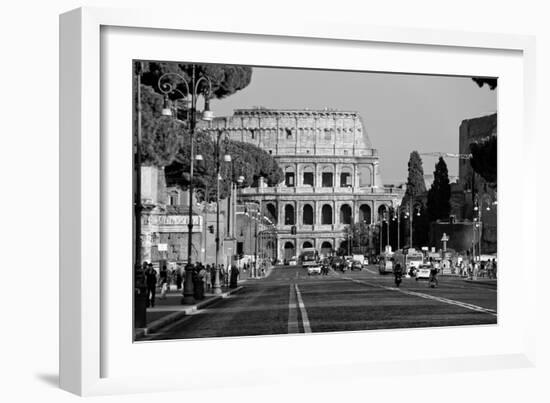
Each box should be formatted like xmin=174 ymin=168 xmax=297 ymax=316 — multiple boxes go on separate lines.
xmin=199 ymin=264 xmax=207 ymax=298
xmin=210 ymin=265 xmax=216 ymax=288
xmin=485 ymin=260 xmax=492 ymax=279
xmin=492 ymin=258 xmax=497 ymax=279
xmin=145 ymin=263 xmax=157 ymax=308
xmin=230 ymin=264 xmax=239 ymax=288
xmin=205 ymin=264 xmax=212 ymax=292
xmin=220 ymin=264 xmax=226 ymax=286
xmin=159 ymin=264 xmax=168 ymax=299
xmin=176 ymin=265 xmax=183 ymax=290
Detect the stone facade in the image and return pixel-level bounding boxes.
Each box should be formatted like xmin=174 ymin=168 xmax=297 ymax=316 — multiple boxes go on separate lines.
xmin=140 ymin=167 xmax=231 ymax=269
xmin=211 ymin=108 xmax=405 ymax=261
xmin=458 ymin=113 xmax=497 ymax=253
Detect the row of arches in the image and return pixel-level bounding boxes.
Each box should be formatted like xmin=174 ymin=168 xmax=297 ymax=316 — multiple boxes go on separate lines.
xmin=263 ymin=202 xmax=400 ymax=226
xmin=283 ymin=240 xmax=334 ymax=261
xmin=281 ymin=203 xmax=372 ymax=226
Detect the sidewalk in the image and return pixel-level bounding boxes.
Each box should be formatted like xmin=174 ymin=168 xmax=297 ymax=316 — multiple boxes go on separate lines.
xmin=135 ymin=285 xmax=244 ymax=339
xmin=463 ymin=277 xmax=497 ymax=285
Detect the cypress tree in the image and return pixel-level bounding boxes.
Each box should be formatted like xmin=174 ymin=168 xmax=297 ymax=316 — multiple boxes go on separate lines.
xmin=404 ymin=151 xmax=426 ymax=202
xmin=427 ymin=157 xmax=451 ymax=221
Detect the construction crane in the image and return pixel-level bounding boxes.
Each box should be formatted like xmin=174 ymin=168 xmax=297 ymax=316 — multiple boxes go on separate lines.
xmin=420 ymin=152 xmax=471 ymax=160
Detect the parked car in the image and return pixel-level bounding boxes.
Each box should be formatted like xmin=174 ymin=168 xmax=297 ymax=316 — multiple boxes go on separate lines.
xmin=289 ymin=257 xmax=298 ymax=266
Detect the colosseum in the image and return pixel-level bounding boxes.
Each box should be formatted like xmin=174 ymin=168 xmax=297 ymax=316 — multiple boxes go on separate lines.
xmin=210 ymin=107 xmax=405 ymax=262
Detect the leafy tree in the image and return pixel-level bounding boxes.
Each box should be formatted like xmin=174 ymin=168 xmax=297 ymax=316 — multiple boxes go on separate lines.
xmin=139 ymin=84 xmax=182 ymax=167
xmin=470 ymin=135 xmax=497 ymax=184
xmin=427 ymin=157 xmax=451 ymax=221
xmin=164 ymin=131 xmax=283 ymax=202
xmin=141 ymin=62 xmax=252 ymax=100
xmin=472 ymin=77 xmax=497 ymax=90
xmin=344 ymin=222 xmax=370 ymax=251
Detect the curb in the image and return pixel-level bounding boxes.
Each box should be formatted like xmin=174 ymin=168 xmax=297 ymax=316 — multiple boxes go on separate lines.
xmin=463 ymin=279 xmax=497 ymax=286
xmin=135 ymin=286 xmax=244 ymax=339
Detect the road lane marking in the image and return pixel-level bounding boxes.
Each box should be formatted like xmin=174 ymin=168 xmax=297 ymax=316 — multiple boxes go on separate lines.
xmin=347 ymin=278 xmax=497 ymax=317
xmin=287 ymin=284 xmax=299 ymax=333
xmin=294 ymin=284 xmax=312 ymax=333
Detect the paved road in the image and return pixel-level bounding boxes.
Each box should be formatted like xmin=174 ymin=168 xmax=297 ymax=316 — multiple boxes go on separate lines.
xmin=146 ymin=265 xmax=497 ymax=340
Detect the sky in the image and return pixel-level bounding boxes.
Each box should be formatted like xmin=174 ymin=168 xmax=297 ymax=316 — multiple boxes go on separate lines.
xmin=210 ymin=67 xmax=497 ymax=185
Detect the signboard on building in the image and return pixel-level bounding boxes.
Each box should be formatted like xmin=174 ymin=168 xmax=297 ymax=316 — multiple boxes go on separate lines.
xmin=142 ymin=214 xmax=202 ymax=233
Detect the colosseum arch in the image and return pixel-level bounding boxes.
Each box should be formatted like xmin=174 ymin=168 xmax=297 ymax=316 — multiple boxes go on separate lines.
xmin=284 ymin=204 xmax=295 ymax=225
xmin=264 ymin=202 xmax=278 ymax=224
xmin=320 ymin=241 xmax=333 ymax=257
xmin=339 ymin=165 xmax=354 ymax=187
xmin=300 ymin=164 xmax=315 ymax=187
xmin=357 ymin=165 xmax=373 ymax=187
xmin=284 ymin=165 xmax=296 ymax=187
xmin=340 ymin=204 xmax=352 ymax=225
xmin=377 ymin=204 xmax=389 ymax=222
xmin=302 ymin=204 xmax=314 ymax=225
xmin=359 ymin=204 xmax=372 ymax=224
xmin=321 ymin=204 xmax=333 ymax=225
xmin=321 ymin=165 xmax=334 ymax=187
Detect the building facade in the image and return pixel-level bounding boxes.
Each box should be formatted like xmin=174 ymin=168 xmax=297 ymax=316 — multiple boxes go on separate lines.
xmin=140 ymin=166 xmax=232 ymax=270
xmin=211 ymin=108 xmax=404 ymax=261
xmin=458 ymin=113 xmax=497 ymax=254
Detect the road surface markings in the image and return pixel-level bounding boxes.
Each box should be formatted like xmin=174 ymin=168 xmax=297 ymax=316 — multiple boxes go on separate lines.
xmin=287 ymin=284 xmax=312 ymax=333
xmin=287 ymin=284 xmax=299 ymax=333
xmin=347 ymin=278 xmax=497 ymax=317
xmin=294 ymin=284 xmax=312 ymax=333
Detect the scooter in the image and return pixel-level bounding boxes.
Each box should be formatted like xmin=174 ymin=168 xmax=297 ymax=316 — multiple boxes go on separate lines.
xmin=394 ymin=272 xmax=403 ymax=287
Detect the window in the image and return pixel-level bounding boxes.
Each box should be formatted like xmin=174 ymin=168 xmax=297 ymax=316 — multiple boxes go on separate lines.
xmin=340 ymin=204 xmax=352 ymax=224
xmin=302 ymin=205 xmax=314 ymax=225
xmin=168 ymin=192 xmax=179 ymax=205
xmin=285 ymin=172 xmax=295 ymax=187
xmin=285 ymin=205 xmax=295 ymax=225
xmin=321 ymin=205 xmax=333 ymax=225
xmin=303 ymin=172 xmax=314 ymax=186
xmin=286 ymin=128 xmax=292 ymax=139
xmin=340 ymin=172 xmax=351 ymax=187
xmin=322 ymin=172 xmax=333 ymax=187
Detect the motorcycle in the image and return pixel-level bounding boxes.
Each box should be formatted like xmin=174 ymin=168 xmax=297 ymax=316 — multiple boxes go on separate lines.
xmin=394 ymin=272 xmax=402 ymax=287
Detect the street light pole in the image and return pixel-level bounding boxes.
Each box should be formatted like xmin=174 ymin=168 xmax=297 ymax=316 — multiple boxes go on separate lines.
xmin=386 ymin=211 xmax=390 ymax=251
xmin=213 ymin=130 xmax=231 ymax=295
xmin=158 ymin=65 xmax=213 ymax=305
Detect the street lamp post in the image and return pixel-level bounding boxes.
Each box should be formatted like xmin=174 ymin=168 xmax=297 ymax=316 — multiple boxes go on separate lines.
xmin=212 ymin=130 xmax=232 ymax=295
xmin=385 ymin=210 xmax=390 ymax=251
xmin=158 ymin=66 xmax=214 ymax=305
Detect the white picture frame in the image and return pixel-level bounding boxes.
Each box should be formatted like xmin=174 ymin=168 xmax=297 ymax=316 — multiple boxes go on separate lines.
xmin=60 ymin=6 xmax=537 ymax=396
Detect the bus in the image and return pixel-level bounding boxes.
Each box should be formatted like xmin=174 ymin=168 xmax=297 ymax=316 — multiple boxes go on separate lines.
xmin=299 ymin=248 xmax=319 ymax=267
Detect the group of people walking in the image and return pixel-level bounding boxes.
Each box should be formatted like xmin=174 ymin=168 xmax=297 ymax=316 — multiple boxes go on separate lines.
xmin=456 ymin=258 xmax=497 ymax=279
xmin=139 ymin=261 xmax=240 ymax=308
